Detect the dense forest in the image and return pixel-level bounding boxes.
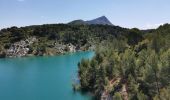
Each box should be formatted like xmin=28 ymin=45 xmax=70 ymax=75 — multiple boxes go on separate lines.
xmin=0 ymin=23 xmax=170 ymax=100
xmin=78 ymin=24 xmax=170 ymax=100
xmin=0 ymin=24 xmax=130 ymax=57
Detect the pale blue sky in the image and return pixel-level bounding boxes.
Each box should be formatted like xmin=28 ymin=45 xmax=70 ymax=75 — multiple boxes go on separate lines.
xmin=0 ymin=0 xmax=170 ymax=29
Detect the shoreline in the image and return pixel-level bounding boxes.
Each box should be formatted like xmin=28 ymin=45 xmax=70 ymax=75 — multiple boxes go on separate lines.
xmin=0 ymin=50 xmax=95 ymax=59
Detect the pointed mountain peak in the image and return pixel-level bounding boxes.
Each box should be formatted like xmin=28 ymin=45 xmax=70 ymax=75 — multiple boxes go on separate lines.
xmin=98 ymin=16 xmax=108 ymax=19
xmin=92 ymin=16 xmax=110 ymax=22
xmin=87 ymin=16 xmax=113 ymax=25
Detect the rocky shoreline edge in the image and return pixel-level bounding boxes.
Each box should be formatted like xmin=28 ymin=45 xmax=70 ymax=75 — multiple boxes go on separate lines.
xmin=0 ymin=37 xmax=95 ymax=58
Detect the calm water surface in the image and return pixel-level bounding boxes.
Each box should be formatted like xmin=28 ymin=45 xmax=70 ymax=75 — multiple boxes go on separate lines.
xmin=0 ymin=51 xmax=94 ymax=100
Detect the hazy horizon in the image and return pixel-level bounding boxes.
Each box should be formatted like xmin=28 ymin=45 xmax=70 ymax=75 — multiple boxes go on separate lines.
xmin=1 ymin=0 xmax=170 ymax=29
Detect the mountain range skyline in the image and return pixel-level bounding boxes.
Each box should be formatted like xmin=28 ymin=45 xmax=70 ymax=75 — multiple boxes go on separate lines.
xmin=0 ymin=15 xmax=170 ymax=30
xmin=1 ymin=15 xmax=169 ymax=30
xmin=0 ymin=0 xmax=170 ymax=29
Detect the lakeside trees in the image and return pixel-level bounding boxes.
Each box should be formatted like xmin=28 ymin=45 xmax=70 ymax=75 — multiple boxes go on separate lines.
xmin=78 ymin=24 xmax=170 ymax=100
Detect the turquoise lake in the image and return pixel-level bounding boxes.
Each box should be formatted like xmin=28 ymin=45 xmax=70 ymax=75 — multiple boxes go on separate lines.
xmin=0 ymin=51 xmax=94 ymax=100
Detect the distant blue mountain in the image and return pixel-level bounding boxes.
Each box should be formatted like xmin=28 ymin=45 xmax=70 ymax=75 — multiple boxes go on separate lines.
xmin=68 ymin=16 xmax=113 ymax=25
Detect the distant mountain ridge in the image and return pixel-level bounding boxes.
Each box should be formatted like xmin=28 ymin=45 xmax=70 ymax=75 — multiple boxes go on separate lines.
xmin=68 ymin=16 xmax=113 ymax=25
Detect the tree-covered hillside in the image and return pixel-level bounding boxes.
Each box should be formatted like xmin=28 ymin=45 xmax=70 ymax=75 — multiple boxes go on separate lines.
xmin=78 ymin=24 xmax=170 ymax=100
xmin=0 ymin=24 xmax=134 ymax=58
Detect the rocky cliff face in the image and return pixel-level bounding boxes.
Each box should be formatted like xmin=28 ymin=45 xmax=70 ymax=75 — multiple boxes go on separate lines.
xmin=3 ymin=37 xmax=93 ymax=58
xmin=6 ymin=37 xmax=37 ymax=57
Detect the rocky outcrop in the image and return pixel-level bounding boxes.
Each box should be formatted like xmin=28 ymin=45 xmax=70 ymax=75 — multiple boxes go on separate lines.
xmin=54 ymin=43 xmax=76 ymax=53
xmin=6 ymin=37 xmax=37 ymax=57
xmin=3 ymin=38 xmax=94 ymax=58
xmin=66 ymin=43 xmax=76 ymax=52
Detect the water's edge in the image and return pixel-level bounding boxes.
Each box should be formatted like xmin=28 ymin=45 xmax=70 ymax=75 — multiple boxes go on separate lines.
xmin=0 ymin=51 xmax=95 ymax=100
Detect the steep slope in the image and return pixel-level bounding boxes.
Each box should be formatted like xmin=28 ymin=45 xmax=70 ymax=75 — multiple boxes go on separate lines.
xmin=86 ymin=16 xmax=113 ymax=25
